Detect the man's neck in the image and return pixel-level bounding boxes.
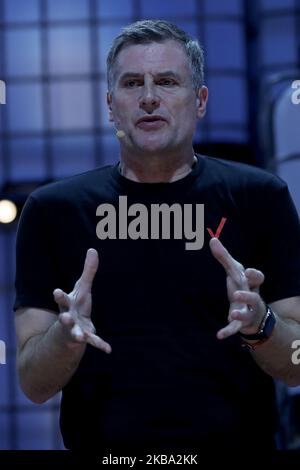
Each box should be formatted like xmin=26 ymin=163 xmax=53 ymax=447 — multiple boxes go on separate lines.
xmin=118 ymin=151 xmax=197 ymax=183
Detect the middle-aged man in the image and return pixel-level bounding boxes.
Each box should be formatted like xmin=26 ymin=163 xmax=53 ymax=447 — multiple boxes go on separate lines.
xmin=14 ymin=20 xmax=300 ymax=453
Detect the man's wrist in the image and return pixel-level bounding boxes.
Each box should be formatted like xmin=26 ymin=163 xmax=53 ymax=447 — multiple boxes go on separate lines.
xmin=239 ymin=304 xmax=277 ymax=350
xmin=239 ymin=301 xmax=268 ymax=336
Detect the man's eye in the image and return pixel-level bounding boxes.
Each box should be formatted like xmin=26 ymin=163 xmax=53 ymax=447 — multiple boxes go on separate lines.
xmin=158 ymin=79 xmax=176 ymax=86
xmin=124 ymin=80 xmax=142 ymax=88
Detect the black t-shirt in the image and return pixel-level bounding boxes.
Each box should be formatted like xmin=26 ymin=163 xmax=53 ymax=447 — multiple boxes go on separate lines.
xmin=14 ymin=154 xmax=300 ymax=451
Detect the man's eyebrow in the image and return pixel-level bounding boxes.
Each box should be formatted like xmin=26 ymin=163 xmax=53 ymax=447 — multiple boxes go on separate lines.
xmin=118 ymin=72 xmax=143 ymax=81
xmin=155 ymin=71 xmax=181 ymax=80
xmin=118 ymin=71 xmax=182 ymax=81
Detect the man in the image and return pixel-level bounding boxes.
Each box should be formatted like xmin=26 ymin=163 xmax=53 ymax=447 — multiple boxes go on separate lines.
xmin=14 ymin=20 xmax=300 ymax=453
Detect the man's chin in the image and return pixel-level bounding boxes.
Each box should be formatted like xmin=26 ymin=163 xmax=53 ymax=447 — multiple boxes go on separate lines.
xmin=134 ymin=139 xmax=173 ymax=154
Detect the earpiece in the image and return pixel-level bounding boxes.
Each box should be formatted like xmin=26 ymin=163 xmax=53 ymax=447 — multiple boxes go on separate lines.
xmin=116 ymin=130 xmax=126 ymax=139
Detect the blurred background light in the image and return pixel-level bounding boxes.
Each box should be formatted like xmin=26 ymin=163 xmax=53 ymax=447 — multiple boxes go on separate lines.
xmin=0 ymin=199 xmax=17 ymax=224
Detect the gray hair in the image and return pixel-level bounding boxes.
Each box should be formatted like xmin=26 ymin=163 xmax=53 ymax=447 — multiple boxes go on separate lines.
xmin=106 ymin=19 xmax=204 ymax=91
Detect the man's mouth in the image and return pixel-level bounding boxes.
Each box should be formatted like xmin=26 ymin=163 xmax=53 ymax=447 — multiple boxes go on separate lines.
xmin=136 ymin=116 xmax=167 ymax=131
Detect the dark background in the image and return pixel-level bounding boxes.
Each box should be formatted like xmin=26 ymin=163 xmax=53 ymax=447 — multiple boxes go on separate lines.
xmin=0 ymin=0 xmax=300 ymax=450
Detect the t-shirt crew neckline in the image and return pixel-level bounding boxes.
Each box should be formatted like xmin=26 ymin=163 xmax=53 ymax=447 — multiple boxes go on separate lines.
xmin=112 ymin=153 xmax=204 ymax=192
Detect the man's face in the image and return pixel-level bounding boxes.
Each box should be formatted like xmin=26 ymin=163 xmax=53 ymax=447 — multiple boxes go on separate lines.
xmin=107 ymin=40 xmax=208 ymax=155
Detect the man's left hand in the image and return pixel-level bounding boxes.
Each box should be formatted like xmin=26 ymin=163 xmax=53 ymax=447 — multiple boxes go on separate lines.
xmin=209 ymin=237 xmax=267 ymax=340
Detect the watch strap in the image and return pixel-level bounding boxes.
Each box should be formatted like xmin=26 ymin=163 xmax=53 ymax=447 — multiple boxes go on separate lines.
xmin=239 ymin=304 xmax=276 ymax=341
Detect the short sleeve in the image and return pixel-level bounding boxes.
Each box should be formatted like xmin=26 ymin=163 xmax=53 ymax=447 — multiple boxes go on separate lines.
xmin=14 ymin=194 xmax=59 ymax=312
xmin=258 ymin=177 xmax=300 ymax=303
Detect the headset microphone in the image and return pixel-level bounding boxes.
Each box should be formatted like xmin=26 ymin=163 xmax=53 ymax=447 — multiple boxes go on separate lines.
xmin=116 ymin=130 xmax=126 ymax=139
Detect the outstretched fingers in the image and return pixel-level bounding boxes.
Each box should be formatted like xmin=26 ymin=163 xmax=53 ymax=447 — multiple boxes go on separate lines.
xmin=70 ymin=323 xmax=85 ymax=341
xmin=54 ymin=288 xmax=70 ymax=312
xmin=53 ymin=249 xmax=110 ymax=353
xmin=58 ymin=312 xmax=75 ymax=328
xmin=217 ymin=320 xmax=243 ymax=339
xmin=85 ymin=332 xmax=112 ymax=354
xmin=210 ymin=239 xmax=267 ymax=340
xmin=245 ymin=268 xmax=265 ymax=292
xmin=209 ymin=238 xmax=247 ymax=288
xmin=78 ymin=248 xmax=99 ymax=293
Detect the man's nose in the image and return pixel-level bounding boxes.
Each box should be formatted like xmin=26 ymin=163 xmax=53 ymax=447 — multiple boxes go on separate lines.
xmin=138 ymin=83 xmax=160 ymax=113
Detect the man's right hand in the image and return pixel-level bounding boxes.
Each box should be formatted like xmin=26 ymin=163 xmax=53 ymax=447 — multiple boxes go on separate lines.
xmin=53 ymin=248 xmax=111 ymax=354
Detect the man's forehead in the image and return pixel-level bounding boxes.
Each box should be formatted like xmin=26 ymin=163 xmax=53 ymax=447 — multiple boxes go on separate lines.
xmin=114 ymin=40 xmax=189 ymax=74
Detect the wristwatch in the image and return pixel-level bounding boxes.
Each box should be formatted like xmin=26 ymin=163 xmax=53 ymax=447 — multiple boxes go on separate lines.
xmin=239 ymin=304 xmax=276 ymax=341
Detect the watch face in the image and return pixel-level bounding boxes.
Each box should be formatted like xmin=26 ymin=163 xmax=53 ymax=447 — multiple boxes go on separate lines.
xmin=263 ymin=308 xmax=276 ymax=338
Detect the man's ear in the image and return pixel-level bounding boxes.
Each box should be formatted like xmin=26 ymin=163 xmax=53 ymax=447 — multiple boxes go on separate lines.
xmin=107 ymin=92 xmax=114 ymax=122
xmin=196 ymin=86 xmax=208 ymax=119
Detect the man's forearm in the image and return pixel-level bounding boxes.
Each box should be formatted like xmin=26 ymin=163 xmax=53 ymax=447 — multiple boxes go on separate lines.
xmin=251 ymin=315 xmax=300 ymax=386
xmin=17 ymin=321 xmax=86 ymax=403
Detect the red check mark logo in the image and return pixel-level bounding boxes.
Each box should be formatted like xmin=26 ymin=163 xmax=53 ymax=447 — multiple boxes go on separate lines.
xmin=207 ymin=217 xmax=227 ymax=239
